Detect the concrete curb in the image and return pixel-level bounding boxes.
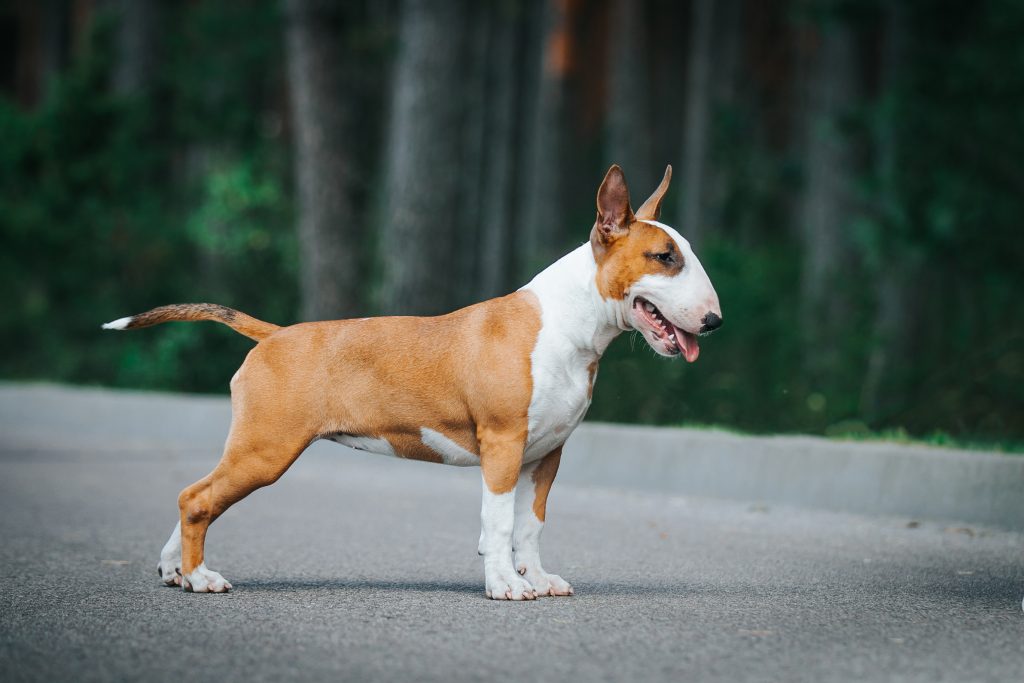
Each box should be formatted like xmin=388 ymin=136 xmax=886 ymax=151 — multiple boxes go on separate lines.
xmin=3 ymin=382 xmax=1022 ymax=530
xmin=561 ymin=423 xmax=1024 ymax=530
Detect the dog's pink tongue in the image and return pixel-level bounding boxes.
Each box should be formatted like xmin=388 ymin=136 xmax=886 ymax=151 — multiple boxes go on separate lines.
xmin=678 ymin=329 xmax=700 ymax=363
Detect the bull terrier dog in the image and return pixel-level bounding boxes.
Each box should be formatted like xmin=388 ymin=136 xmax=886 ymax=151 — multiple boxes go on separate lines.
xmin=103 ymin=164 xmax=722 ymax=599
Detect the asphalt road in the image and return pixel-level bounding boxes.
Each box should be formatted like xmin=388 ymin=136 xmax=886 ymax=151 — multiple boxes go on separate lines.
xmin=1 ymin=385 xmax=1022 ymax=682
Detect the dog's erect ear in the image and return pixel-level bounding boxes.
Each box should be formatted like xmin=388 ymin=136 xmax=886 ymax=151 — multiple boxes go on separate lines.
xmin=594 ymin=165 xmax=634 ymax=245
xmin=634 ymin=165 xmax=672 ymax=221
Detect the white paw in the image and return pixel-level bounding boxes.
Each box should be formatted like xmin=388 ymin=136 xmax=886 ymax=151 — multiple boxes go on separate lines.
xmin=156 ymin=557 xmax=181 ymax=587
xmin=485 ymin=568 xmax=537 ymax=601
xmin=157 ymin=522 xmax=182 ymax=586
xmin=181 ymin=563 xmax=232 ymax=593
xmin=517 ymin=564 xmax=573 ymax=597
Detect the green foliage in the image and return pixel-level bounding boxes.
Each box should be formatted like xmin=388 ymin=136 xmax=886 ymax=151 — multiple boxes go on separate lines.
xmin=0 ymin=3 xmax=296 ymax=394
xmin=860 ymin=0 xmax=1024 ymax=440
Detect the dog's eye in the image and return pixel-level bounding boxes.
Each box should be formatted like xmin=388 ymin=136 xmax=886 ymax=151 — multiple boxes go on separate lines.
xmin=654 ymin=252 xmax=674 ymax=264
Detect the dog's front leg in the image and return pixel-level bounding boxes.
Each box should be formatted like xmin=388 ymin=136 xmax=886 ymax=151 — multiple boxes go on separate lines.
xmin=513 ymin=447 xmax=573 ymax=596
xmin=479 ymin=434 xmax=536 ymax=601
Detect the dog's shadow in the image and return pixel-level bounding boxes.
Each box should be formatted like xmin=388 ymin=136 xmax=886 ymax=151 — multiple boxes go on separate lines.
xmin=240 ymin=577 xmax=484 ymax=596
xmin=235 ymin=576 xmax=696 ymax=598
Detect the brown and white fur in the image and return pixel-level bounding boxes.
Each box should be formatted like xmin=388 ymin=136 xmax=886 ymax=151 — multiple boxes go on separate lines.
xmin=103 ymin=165 xmax=722 ymax=599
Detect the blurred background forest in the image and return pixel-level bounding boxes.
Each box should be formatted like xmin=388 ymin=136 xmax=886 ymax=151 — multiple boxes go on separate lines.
xmin=1 ymin=0 xmax=1022 ymax=446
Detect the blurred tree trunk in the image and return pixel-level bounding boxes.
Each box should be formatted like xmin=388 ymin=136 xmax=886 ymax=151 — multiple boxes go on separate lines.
xmin=860 ymin=4 xmax=918 ymax=421
xmin=284 ymin=0 xmax=359 ymax=321
xmin=477 ymin=2 xmax=525 ymax=299
xmin=704 ymin=0 xmax=743 ymax=239
xmin=518 ymin=0 xmax=571 ymax=280
xmin=605 ymin=0 xmax=652 ymax=194
xmin=455 ymin=2 xmax=489 ymax=305
xmin=677 ymin=0 xmax=747 ymax=246
xmin=796 ymin=11 xmax=860 ymax=378
xmin=378 ymin=0 xmax=467 ymax=315
xmin=711 ymin=0 xmax=743 ymax=109
xmin=108 ymin=0 xmax=160 ymax=96
xmin=12 ymin=0 xmax=67 ymax=107
xmin=679 ymin=0 xmax=714 ymax=249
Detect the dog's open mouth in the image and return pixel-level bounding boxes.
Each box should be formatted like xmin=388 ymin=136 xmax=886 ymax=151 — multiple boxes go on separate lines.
xmin=632 ymin=297 xmax=700 ymax=362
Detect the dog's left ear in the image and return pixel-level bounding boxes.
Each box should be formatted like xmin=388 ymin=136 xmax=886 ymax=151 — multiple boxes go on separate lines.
xmin=593 ymin=165 xmax=634 ymax=247
xmin=634 ymin=165 xmax=672 ymax=221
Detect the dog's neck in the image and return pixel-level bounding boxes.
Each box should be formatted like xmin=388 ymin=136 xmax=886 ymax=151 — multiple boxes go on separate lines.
xmin=521 ymin=242 xmax=629 ymax=358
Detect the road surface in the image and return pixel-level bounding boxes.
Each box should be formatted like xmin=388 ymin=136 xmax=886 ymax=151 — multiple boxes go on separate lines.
xmin=0 ymin=385 xmax=1022 ymax=682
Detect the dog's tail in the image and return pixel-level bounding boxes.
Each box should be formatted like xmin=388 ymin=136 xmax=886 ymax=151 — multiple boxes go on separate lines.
xmin=101 ymin=304 xmax=280 ymax=342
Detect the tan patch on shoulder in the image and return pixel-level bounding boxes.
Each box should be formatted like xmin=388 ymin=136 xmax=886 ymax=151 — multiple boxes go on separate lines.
xmin=474 ymin=290 xmax=543 ymax=494
xmin=586 ymin=360 xmax=598 ymax=399
xmin=593 ymin=222 xmax=683 ymax=300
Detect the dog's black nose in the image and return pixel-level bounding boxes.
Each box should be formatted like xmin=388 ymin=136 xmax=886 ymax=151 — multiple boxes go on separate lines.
xmin=700 ymin=312 xmax=722 ymax=333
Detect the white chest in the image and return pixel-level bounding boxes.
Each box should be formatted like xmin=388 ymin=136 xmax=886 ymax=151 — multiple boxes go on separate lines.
xmin=519 ymin=245 xmax=621 ymax=463
xmin=523 ymin=331 xmax=597 ymax=463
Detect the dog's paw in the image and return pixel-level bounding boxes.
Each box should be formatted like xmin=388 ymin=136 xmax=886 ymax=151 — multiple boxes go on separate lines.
xmin=181 ymin=563 xmax=232 ymax=593
xmin=156 ymin=558 xmax=181 ymax=587
xmin=485 ymin=569 xmax=536 ymax=601
xmin=517 ymin=565 xmax=573 ymax=597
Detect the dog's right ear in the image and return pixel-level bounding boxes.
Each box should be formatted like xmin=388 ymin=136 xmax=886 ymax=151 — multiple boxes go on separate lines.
xmin=593 ymin=165 xmax=634 ymax=248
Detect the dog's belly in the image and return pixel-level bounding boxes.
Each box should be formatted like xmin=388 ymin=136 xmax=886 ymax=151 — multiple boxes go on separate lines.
xmin=325 ymin=433 xmax=400 ymax=457
xmin=326 ymin=427 xmax=481 ymax=467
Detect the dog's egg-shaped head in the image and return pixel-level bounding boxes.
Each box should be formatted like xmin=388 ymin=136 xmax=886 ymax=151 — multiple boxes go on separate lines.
xmin=590 ymin=165 xmax=722 ymax=361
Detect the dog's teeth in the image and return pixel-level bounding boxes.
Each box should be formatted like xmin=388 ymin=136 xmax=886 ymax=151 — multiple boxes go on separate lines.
xmin=644 ymin=302 xmax=655 ymax=313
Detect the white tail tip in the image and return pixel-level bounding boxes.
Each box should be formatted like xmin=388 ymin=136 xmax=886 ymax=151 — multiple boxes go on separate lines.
xmin=101 ymin=316 xmax=132 ymax=330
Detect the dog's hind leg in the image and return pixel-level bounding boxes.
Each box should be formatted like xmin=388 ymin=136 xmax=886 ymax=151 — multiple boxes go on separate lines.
xmin=157 ymin=521 xmax=182 ymax=586
xmin=175 ymin=427 xmax=311 ymax=593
